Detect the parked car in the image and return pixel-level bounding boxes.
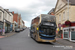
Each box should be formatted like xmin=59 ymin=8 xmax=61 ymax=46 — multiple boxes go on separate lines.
xmin=20 ymin=28 xmax=23 ymax=31
xmin=15 ymin=28 xmax=20 ymax=32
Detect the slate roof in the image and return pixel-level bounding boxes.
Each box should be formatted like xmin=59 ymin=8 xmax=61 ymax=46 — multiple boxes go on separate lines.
xmin=63 ymin=0 xmax=75 ymax=5
xmin=69 ymin=0 xmax=75 ymax=5
xmin=48 ymin=8 xmax=55 ymax=14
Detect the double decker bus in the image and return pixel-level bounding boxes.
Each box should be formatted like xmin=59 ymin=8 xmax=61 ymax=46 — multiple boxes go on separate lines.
xmin=30 ymin=14 xmax=57 ymax=42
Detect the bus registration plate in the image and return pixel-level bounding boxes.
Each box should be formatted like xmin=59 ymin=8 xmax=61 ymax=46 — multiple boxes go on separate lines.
xmin=46 ymin=41 xmax=49 ymax=42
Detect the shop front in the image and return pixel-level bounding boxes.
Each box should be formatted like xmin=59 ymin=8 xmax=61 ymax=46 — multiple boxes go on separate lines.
xmin=5 ymin=20 xmax=11 ymax=33
xmin=10 ymin=24 xmax=13 ymax=32
xmin=62 ymin=21 xmax=75 ymax=42
xmin=0 ymin=21 xmax=3 ymax=29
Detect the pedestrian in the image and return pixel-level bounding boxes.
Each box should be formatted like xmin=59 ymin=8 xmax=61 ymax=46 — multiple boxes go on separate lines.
xmin=0 ymin=28 xmax=2 ymax=35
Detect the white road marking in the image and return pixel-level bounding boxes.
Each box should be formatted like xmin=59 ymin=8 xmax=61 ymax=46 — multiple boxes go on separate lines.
xmin=28 ymin=33 xmax=30 ymax=37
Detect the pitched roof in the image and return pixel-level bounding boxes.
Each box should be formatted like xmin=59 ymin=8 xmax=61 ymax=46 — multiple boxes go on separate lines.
xmin=69 ymin=0 xmax=75 ymax=5
xmin=55 ymin=0 xmax=75 ymax=13
xmin=48 ymin=8 xmax=55 ymax=14
xmin=63 ymin=0 xmax=75 ymax=5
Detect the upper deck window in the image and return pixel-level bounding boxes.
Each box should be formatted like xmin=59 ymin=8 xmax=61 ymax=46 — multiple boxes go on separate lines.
xmin=41 ymin=15 xmax=56 ymax=22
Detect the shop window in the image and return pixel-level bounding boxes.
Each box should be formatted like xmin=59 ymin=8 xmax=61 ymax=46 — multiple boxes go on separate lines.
xmin=0 ymin=25 xmax=3 ymax=29
xmin=64 ymin=29 xmax=69 ymax=32
xmin=63 ymin=29 xmax=69 ymax=39
xmin=71 ymin=29 xmax=74 ymax=31
xmin=70 ymin=28 xmax=75 ymax=31
xmin=70 ymin=28 xmax=75 ymax=40
xmin=71 ymin=30 xmax=75 ymax=40
xmin=64 ymin=30 xmax=66 ymax=31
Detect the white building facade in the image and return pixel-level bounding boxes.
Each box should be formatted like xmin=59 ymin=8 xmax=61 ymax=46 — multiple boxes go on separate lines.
xmin=0 ymin=6 xmax=13 ymax=35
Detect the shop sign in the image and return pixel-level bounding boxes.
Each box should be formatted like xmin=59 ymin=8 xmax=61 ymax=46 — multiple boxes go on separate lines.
xmin=58 ymin=23 xmax=61 ymax=27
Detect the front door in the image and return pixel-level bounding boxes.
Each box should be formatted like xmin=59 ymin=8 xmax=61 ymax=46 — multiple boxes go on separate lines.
xmin=63 ymin=27 xmax=69 ymax=39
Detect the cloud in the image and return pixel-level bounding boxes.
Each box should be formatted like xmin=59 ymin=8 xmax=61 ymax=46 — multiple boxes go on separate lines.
xmin=0 ymin=0 xmax=57 ymax=27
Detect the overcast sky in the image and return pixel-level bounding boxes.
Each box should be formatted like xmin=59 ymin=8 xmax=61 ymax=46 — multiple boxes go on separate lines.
xmin=0 ymin=0 xmax=57 ymax=27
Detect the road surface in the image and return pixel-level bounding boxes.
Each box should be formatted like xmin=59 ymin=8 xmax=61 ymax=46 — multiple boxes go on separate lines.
xmin=0 ymin=28 xmax=74 ymax=50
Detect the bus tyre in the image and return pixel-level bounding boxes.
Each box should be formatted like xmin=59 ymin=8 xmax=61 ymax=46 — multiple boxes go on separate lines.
xmin=35 ymin=36 xmax=40 ymax=43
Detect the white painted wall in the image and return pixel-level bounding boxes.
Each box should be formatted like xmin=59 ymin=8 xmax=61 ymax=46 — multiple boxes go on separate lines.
xmin=0 ymin=11 xmax=3 ymax=21
xmin=4 ymin=11 xmax=8 ymax=21
xmin=0 ymin=7 xmax=4 ymax=22
xmin=9 ymin=13 xmax=13 ymax=23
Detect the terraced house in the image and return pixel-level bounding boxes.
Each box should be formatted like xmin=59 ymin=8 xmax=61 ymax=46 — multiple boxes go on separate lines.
xmin=0 ymin=6 xmax=13 ymax=35
xmin=0 ymin=6 xmax=4 ymax=30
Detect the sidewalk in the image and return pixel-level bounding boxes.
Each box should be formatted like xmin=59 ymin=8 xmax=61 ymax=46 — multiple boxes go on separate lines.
xmin=0 ymin=32 xmax=16 ymax=38
xmin=56 ymin=37 xmax=75 ymax=47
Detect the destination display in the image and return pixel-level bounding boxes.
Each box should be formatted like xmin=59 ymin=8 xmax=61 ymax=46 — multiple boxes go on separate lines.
xmin=43 ymin=23 xmax=54 ymax=26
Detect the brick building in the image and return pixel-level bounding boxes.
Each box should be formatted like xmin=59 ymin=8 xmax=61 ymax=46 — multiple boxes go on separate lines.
xmin=48 ymin=8 xmax=55 ymax=15
xmin=12 ymin=12 xmax=21 ymax=31
xmin=12 ymin=12 xmax=18 ymax=23
xmin=31 ymin=17 xmax=40 ymax=25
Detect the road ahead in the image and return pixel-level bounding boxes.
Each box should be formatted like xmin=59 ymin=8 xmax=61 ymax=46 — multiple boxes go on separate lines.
xmin=0 ymin=28 xmax=74 ymax=50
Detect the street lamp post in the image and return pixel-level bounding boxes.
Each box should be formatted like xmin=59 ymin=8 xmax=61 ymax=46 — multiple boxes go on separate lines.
xmin=67 ymin=0 xmax=69 ymax=20
xmin=67 ymin=0 xmax=70 ymax=40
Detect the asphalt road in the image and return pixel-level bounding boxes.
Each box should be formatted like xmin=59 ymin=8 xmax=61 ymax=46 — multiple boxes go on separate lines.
xmin=0 ymin=28 xmax=74 ymax=50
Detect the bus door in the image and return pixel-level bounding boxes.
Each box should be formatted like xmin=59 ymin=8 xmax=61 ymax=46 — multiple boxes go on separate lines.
xmin=63 ymin=27 xmax=69 ymax=40
xmin=70 ymin=27 xmax=75 ymax=42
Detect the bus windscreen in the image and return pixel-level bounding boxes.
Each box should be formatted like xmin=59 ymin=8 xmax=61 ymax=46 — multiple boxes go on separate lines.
xmin=41 ymin=14 xmax=56 ymax=22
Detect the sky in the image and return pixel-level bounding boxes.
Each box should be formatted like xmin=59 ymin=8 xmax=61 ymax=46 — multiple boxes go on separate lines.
xmin=0 ymin=0 xmax=57 ymax=27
